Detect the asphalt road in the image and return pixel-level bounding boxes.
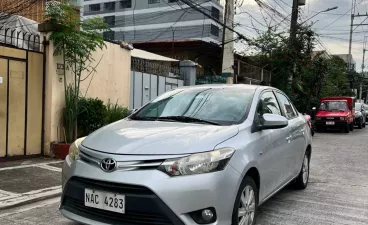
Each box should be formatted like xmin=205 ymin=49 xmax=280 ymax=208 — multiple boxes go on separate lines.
xmin=1 ymin=128 xmax=368 ymax=225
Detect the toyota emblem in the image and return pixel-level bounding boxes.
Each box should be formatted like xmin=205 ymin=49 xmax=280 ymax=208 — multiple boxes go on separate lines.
xmin=100 ymin=158 xmax=117 ymax=172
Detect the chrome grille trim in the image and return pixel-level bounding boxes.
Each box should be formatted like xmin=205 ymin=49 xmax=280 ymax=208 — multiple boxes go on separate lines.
xmin=79 ymin=150 xmax=165 ymax=171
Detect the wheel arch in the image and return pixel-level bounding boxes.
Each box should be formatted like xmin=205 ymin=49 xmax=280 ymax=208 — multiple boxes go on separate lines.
xmin=306 ymin=144 xmax=312 ymax=160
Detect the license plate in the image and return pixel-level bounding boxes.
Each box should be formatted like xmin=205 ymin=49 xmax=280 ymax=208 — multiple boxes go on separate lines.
xmin=326 ymin=121 xmax=335 ymax=125
xmin=84 ymin=189 xmax=125 ymax=214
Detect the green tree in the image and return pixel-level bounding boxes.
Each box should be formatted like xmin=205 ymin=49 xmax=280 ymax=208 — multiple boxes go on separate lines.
xmin=248 ymin=25 xmax=351 ymax=113
xmin=45 ymin=0 xmax=110 ymax=143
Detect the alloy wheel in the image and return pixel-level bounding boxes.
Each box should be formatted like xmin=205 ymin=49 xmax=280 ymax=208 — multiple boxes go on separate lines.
xmin=238 ymin=185 xmax=256 ymax=225
xmin=302 ymin=156 xmax=309 ymax=184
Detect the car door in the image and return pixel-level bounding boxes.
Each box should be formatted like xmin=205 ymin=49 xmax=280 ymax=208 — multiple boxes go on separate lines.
xmin=255 ymin=91 xmax=291 ymax=200
xmin=274 ymin=92 xmax=306 ymax=180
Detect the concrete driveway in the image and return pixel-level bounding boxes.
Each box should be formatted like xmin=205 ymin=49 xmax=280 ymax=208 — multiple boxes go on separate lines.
xmin=1 ymin=128 xmax=368 ymax=225
xmin=257 ymin=128 xmax=368 ymax=225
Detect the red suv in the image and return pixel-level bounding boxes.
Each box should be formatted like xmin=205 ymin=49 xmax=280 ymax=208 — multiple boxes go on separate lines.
xmin=315 ymin=97 xmax=355 ymax=133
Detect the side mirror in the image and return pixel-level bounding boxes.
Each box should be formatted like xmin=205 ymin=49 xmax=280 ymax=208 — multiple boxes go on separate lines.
xmin=127 ymin=108 xmax=138 ymax=116
xmin=260 ymin=114 xmax=288 ymax=130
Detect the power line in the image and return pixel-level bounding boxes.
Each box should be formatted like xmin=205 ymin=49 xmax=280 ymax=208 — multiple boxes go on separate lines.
xmin=321 ymin=0 xmax=365 ymax=30
xmin=179 ymin=0 xmax=261 ymax=48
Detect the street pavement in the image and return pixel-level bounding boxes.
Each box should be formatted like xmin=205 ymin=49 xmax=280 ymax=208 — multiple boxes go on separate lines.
xmin=0 ymin=158 xmax=63 ymax=209
xmin=1 ymin=128 xmax=368 ymax=225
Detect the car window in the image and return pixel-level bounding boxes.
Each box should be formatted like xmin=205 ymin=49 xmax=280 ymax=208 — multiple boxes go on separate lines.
xmin=275 ymin=92 xmax=297 ymax=119
xmin=257 ymin=91 xmax=282 ymax=116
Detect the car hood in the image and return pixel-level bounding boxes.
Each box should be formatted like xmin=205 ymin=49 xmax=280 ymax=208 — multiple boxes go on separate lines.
xmin=316 ymin=111 xmax=348 ymax=117
xmin=82 ymin=119 xmax=239 ymax=155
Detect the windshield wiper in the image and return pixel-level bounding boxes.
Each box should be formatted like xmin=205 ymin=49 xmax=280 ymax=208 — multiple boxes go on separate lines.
xmin=130 ymin=116 xmax=157 ymax=121
xmin=156 ymin=116 xmax=220 ymax=125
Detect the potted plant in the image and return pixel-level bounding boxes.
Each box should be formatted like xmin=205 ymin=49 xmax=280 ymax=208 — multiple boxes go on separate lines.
xmin=45 ymin=0 xmax=109 ymax=159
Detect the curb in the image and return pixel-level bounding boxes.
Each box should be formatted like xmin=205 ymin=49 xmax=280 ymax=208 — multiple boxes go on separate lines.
xmin=0 ymin=189 xmax=62 ymax=210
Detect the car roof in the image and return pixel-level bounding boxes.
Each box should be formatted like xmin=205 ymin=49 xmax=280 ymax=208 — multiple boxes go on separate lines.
xmin=175 ymin=84 xmax=274 ymax=92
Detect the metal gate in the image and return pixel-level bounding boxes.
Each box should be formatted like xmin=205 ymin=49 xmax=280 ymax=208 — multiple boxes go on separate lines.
xmin=130 ymin=71 xmax=184 ymax=109
xmin=0 ymin=45 xmax=45 ymax=158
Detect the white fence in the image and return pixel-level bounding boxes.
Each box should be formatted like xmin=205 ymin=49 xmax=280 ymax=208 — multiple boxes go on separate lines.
xmin=129 ymin=71 xmax=184 ymax=109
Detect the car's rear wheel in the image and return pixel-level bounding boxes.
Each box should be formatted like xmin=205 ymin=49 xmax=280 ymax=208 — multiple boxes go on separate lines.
xmin=293 ymin=152 xmax=310 ymax=190
xmin=232 ymin=176 xmax=258 ymax=225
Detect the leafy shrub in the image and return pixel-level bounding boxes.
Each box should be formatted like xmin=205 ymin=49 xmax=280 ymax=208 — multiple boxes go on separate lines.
xmin=77 ymin=97 xmax=106 ymax=137
xmin=105 ymin=99 xmax=129 ymax=125
xmin=63 ymin=84 xmax=84 ymax=143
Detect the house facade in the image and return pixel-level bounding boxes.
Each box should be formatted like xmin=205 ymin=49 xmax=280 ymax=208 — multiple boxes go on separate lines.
xmin=82 ymin=0 xmax=223 ymax=43
xmin=333 ymin=54 xmax=356 ymax=71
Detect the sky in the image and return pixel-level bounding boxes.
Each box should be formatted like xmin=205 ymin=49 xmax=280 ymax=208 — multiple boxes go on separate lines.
xmin=229 ymin=0 xmax=367 ymax=71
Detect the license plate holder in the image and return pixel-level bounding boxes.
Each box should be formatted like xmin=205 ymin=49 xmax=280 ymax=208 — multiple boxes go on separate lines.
xmin=84 ymin=189 xmax=125 ymax=214
xmin=326 ymin=121 xmax=335 ymax=125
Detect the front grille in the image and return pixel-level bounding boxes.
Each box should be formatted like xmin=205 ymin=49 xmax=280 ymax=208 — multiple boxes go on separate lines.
xmin=61 ymin=177 xmax=184 ymax=225
xmin=71 ymin=177 xmax=153 ymax=195
xmin=319 ymin=117 xmax=342 ymax=121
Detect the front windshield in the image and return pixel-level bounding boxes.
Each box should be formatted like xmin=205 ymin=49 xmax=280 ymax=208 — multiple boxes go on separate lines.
xmin=131 ymin=87 xmax=255 ymax=125
xmin=319 ymin=101 xmax=347 ymax=112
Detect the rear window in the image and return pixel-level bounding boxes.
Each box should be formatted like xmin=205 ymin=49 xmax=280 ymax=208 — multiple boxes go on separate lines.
xmin=355 ymin=103 xmax=362 ymax=111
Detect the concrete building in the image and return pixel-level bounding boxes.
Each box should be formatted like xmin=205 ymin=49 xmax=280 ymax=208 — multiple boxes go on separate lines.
xmin=333 ymin=54 xmax=356 ymax=71
xmin=82 ymin=0 xmax=223 ymax=44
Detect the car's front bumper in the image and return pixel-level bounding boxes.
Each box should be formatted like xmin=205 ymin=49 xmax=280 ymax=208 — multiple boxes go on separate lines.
xmin=354 ymin=117 xmax=363 ymax=124
xmin=315 ymin=121 xmax=348 ymax=129
xmin=60 ymin=155 xmax=241 ymax=225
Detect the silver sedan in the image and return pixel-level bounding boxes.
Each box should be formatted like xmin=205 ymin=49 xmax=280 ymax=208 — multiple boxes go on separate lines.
xmin=60 ymin=84 xmax=312 ymax=225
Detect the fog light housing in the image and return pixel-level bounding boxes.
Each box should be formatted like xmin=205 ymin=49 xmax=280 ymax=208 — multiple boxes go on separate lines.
xmin=189 ymin=207 xmax=217 ymax=224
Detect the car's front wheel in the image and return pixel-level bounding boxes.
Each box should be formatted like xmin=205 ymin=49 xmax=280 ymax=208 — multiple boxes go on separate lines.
xmin=232 ymin=176 xmax=258 ymax=225
xmin=293 ymin=152 xmax=310 ymax=190
xmin=358 ymin=120 xmax=363 ymax=129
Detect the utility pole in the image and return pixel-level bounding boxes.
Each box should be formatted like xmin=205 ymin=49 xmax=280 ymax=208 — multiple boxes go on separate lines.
xmin=348 ymin=0 xmax=356 ymax=72
xmin=221 ymin=0 xmax=234 ymax=84
xmin=289 ymin=0 xmax=300 ymax=87
xmin=364 ymin=36 xmax=368 ymax=103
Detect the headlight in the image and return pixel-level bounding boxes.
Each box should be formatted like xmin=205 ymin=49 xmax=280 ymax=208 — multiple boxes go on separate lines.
xmin=340 ymin=117 xmax=345 ymax=120
xmin=68 ymin=137 xmax=86 ymax=162
xmin=158 ymin=148 xmax=235 ymax=176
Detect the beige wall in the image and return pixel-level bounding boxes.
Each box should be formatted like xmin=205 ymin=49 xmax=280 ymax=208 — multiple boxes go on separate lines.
xmin=79 ymin=42 xmax=131 ymax=105
xmin=43 ymin=37 xmax=131 ymax=155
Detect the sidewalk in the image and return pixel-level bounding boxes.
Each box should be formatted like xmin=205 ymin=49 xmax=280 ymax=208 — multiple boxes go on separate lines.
xmin=0 ymin=158 xmax=63 ymax=210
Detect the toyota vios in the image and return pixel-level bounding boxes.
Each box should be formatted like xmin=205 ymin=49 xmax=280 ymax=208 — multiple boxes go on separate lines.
xmin=60 ymin=85 xmax=312 ymax=225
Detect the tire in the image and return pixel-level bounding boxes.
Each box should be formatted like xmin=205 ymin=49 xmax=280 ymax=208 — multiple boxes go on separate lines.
xmin=232 ymin=176 xmax=258 ymax=225
xmin=358 ymin=120 xmax=363 ymax=129
xmin=350 ymin=123 xmax=354 ymax=131
xmin=363 ymin=119 xmax=366 ymax=128
xmin=293 ymin=152 xmax=310 ymax=190
xmin=345 ymin=124 xmax=350 ymax=133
